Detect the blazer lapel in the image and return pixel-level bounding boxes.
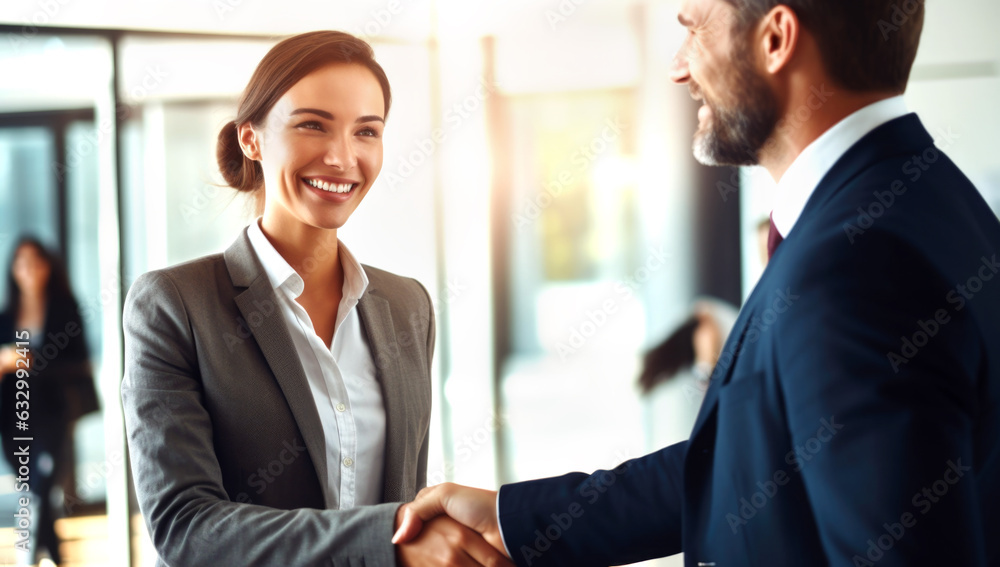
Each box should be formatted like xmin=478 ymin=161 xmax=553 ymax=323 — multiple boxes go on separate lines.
xmin=224 ymin=229 xmax=332 ymax=508
xmin=687 ymin=261 xmax=779 ymax=443
xmin=688 ymin=303 xmax=755 ymax=442
xmin=356 ymin=283 xmax=410 ymax=503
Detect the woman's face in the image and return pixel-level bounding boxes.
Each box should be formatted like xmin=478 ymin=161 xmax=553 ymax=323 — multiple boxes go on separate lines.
xmin=12 ymin=244 xmax=50 ymax=294
xmin=244 ymin=63 xmax=386 ymax=233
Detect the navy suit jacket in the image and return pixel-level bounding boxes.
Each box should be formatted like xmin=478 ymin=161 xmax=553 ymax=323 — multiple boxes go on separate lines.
xmin=498 ymin=114 xmax=1000 ymax=566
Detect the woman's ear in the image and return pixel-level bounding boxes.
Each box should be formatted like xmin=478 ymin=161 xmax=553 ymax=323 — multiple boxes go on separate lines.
xmin=758 ymin=5 xmax=800 ymax=75
xmin=237 ymin=122 xmax=262 ymax=161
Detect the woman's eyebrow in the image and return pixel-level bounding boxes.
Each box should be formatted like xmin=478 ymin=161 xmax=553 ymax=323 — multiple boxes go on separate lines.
xmin=290 ymin=107 xmax=333 ymax=119
xmin=290 ymin=108 xmax=384 ymax=124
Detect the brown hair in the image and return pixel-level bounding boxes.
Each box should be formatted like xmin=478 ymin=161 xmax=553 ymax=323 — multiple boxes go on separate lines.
xmin=217 ymin=31 xmax=392 ymax=213
xmin=723 ymin=0 xmax=924 ymax=93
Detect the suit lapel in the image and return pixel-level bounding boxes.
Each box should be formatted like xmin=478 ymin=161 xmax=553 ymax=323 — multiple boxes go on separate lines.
xmin=689 ymin=301 xmax=756 ymax=441
xmin=225 ymin=229 xmax=332 ymax=508
xmin=356 ymin=283 xmax=410 ymax=503
xmin=687 ymin=258 xmax=781 ymax=442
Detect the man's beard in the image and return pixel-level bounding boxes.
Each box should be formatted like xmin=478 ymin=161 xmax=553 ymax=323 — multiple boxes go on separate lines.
xmin=692 ymin=54 xmax=780 ymax=167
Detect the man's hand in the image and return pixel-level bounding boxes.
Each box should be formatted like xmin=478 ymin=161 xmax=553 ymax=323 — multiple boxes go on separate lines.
xmin=393 ymin=483 xmax=508 ymax=559
xmin=395 ymin=502 xmax=513 ymax=567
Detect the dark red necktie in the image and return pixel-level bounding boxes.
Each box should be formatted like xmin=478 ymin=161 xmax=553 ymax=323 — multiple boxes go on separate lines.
xmin=767 ymin=212 xmax=784 ymax=260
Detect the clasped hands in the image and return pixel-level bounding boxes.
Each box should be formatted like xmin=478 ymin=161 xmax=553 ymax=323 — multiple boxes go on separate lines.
xmin=393 ymin=483 xmax=513 ymax=567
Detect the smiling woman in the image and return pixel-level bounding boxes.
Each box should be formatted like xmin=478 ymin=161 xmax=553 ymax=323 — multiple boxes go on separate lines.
xmin=119 ymin=31 xmax=509 ymax=567
xmin=235 ymin=62 xmax=386 ymax=239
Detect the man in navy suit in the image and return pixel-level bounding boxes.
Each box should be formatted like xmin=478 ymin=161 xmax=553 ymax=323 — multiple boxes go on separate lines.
xmin=393 ymin=0 xmax=1000 ymax=565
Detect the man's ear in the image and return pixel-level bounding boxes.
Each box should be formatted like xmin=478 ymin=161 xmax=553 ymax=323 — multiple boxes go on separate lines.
xmin=237 ymin=122 xmax=262 ymax=161
xmin=757 ymin=5 xmax=800 ymax=75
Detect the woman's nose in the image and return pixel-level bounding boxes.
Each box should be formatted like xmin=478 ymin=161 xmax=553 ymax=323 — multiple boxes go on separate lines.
xmin=324 ymin=134 xmax=358 ymax=169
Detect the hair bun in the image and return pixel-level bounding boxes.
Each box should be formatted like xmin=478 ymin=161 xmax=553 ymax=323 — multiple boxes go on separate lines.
xmin=216 ymin=120 xmax=261 ymax=192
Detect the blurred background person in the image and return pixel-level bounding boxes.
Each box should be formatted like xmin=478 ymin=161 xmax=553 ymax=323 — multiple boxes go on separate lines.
xmin=638 ymin=297 xmax=738 ymax=450
xmin=0 ymin=237 xmax=98 ymax=566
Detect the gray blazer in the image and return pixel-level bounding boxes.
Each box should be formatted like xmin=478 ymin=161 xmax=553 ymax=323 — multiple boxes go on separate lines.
xmin=121 ymin=229 xmax=433 ymax=566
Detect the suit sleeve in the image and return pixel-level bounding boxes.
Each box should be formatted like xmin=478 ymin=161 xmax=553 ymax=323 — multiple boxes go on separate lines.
xmin=775 ymin=234 xmax=986 ymax=565
xmin=121 ymin=271 xmax=400 ymax=567
xmin=413 ymin=276 xmax=435 ymax=492
xmin=498 ymin=440 xmax=686 ymax=567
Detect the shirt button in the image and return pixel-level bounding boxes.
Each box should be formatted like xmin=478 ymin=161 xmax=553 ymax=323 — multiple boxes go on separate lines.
xmin=343 ymin=457 xmax=354 ymax=467
xmin=336 ymin=403 xmax=347 ymax=412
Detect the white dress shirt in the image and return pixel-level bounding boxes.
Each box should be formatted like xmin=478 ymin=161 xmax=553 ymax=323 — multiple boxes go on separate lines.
xmin=247 ymin=219 xmax=386 ymax=509
xmin=771 ymin=95 xmax=910 ymax=238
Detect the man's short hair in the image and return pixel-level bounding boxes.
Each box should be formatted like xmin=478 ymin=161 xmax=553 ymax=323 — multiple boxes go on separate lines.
xmin=724 ymin=0 xmax=924 ymax=93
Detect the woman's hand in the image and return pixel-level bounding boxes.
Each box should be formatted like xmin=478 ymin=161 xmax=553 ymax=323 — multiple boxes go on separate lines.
xmin=395 ymin=504 xmax=512 ymax=567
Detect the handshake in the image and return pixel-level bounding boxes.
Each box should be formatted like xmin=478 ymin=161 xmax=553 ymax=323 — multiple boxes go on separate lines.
xmin=392 ymin=483 xmax=514 ymax=567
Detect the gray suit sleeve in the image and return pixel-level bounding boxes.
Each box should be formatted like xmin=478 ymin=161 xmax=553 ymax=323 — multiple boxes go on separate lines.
xmin=121 ymin=271 xmax=401 ymax=567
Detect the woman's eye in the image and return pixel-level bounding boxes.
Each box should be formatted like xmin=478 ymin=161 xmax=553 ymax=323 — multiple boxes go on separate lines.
xmin=297 ymin=121 xmax=324 ymax=131
xmin=357 ymin=127 xmax=380 ymax=138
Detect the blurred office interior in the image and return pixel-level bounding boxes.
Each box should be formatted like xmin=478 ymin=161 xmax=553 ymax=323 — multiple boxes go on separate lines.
xmin=1 ymin=0 xmax=998 ymax=564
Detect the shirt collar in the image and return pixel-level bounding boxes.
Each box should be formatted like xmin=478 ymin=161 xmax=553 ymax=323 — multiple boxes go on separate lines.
xmin=338 ymin=239 xmax=369 ymax=302
xmin=246 ymin=218 xmax=369 ymax=301
xmin=771 ymin=95 xmax=909 ymax=238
